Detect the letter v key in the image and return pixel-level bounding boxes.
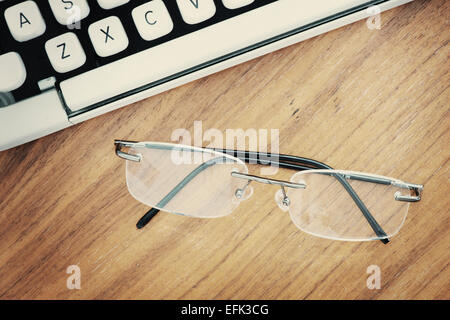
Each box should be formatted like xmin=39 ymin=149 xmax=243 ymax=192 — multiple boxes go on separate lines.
xmin=189 ymin=0 xmax=199 ymax=9
xmin=176 ymin=0 xmax=215 ymax=24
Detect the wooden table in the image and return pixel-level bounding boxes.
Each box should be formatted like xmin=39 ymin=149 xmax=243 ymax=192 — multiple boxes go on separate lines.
xmin=0 ymin=0 xmax=448 ymax=300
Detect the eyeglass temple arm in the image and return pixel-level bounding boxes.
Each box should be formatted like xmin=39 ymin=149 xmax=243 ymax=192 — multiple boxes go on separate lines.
xmin=133 ymin=146 xmax=389 ymax=243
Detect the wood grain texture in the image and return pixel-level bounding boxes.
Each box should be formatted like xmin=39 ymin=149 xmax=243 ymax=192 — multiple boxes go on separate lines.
xmin=0 ymin=0 xmax=448 ymax=300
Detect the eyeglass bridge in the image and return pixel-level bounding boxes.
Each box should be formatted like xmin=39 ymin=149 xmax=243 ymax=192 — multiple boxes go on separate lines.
xmin=231 ymin=172 xmax=306 ymax=208
xmin=231 ymin=172 xmax=306 ymax=189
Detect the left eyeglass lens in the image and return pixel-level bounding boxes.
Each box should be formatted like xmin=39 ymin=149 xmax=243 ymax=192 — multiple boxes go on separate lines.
xmin=125 ymin=143 xmax=249 ymax=218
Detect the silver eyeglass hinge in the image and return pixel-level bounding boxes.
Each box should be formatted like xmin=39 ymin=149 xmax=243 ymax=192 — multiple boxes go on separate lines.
xmin=115 ymin=140 xmax=142 ymax=162
xmin=393 ymin=182 xmax=424 ymax=202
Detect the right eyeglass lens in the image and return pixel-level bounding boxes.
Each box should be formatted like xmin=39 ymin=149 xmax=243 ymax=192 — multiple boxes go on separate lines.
xmin=125 ymin=143 xmax=249 ymax=218
xmin=287 ymin=170 xmax=411 ymax=241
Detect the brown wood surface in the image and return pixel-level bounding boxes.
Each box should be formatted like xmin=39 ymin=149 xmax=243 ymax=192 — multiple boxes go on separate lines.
xmin=0 ymin=0 xmax=449 ymax=300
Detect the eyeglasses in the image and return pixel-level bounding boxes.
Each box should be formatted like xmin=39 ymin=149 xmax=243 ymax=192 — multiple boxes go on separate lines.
xmin=114 ymin=140 xmax=423 ymax=244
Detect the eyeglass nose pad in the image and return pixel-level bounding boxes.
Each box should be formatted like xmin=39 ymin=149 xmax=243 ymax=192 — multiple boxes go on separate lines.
xmin=274 ymin=189 xmax=290 ymax=212
xmin=233 ymin=185 xmax=254 ymax=204
xmin=240 ymin=185 xmax=254 ymax=201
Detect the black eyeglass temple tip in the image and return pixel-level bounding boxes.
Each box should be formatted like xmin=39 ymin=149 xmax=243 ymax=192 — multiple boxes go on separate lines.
xmin=136 ymin=208 xmax=160 ymax=229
